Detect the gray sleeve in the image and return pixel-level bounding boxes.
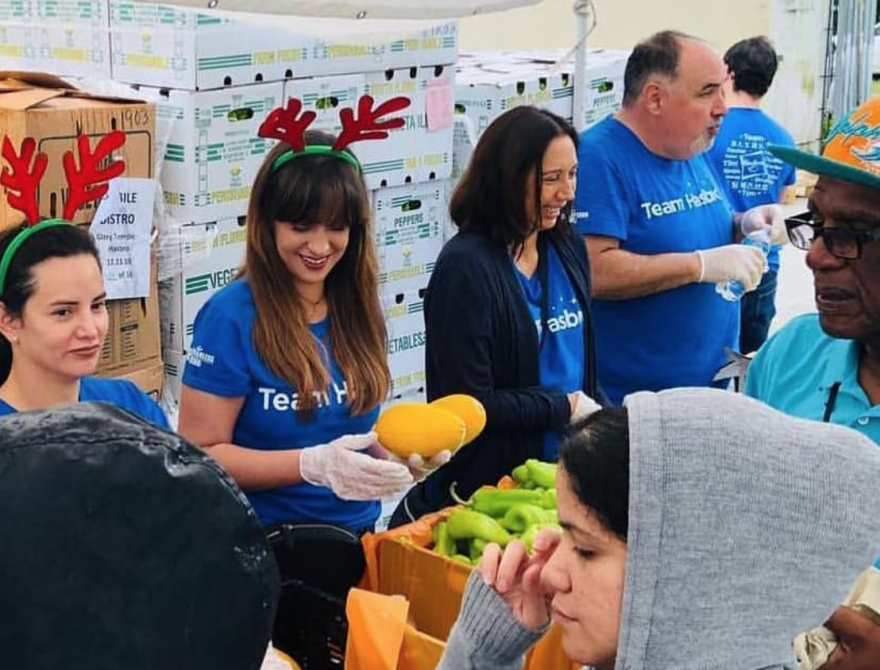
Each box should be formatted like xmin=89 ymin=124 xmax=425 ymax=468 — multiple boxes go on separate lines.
xmin=436 ymin=571 xmax=548 ymax=670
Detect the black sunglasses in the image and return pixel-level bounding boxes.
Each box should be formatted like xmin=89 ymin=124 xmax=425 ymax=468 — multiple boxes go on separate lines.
xmin=784 ymin=211 xmax=880 ymax=260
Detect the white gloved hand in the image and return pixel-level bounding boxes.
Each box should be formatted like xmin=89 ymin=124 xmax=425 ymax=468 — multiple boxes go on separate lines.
xmin=401 ymin=450 xmax=453 ymax=481
xmin=695 ymin=244 xmax=767 ymax=292
xmin=739 ymin=203 xmax=788 ymax=245
xmin=299 ymin=431 xmax=414 ymax=501
xmin=568 ymin=391 xmax=602 ymax=424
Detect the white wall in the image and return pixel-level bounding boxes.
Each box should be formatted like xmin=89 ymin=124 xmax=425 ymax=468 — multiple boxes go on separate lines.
xmin=460 ymin=0 xmax=828 ymax=147
xmin=459 ymin=0 xmax=772 ymax=52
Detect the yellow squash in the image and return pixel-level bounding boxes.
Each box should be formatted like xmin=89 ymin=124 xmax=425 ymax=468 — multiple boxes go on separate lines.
xmin=375 ymin=402 xmax=467 ymax=459
xmin=430 ymin=394 xmax=487 ymax=445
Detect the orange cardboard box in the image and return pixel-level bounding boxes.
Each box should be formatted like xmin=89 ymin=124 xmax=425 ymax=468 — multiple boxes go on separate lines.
xmin=105 ymin=360 xmax=164 ymax=404
xmin=361 ymin=505 xmax=576 ymax=670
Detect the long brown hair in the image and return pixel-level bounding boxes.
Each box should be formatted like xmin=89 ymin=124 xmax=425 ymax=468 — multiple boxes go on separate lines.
xmin=243 ymin=130 xmax=389 ymax=415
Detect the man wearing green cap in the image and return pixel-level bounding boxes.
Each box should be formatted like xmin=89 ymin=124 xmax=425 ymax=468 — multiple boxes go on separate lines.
xmin=744 ymin=96 xmax=880 ymax=668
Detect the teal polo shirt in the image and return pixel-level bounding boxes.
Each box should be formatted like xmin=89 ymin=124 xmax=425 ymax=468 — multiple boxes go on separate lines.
xmin=746 ymin=314 xmax=880 ymax=569
xmin=746 ymin=314 xmax=880 ymax=443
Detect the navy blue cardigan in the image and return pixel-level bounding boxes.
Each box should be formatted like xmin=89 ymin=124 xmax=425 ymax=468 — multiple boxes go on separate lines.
xmin=391 ymin=226 xmax=601 ymax=523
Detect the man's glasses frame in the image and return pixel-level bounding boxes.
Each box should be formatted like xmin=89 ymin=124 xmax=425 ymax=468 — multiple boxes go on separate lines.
xmin=784 ymin=211 xmax=880 ymax=260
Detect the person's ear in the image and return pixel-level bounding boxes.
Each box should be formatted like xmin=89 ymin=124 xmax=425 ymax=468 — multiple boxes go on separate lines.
xmin=0 ymin=303 xmax=21 ymax=344
xmin=643 ymin=80 xmax=667 ymax=115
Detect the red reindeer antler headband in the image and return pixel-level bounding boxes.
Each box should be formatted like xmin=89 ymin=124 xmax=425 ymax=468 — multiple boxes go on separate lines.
xmin=0 ymin=131 xmax=126 ymax=294
xmin=258 ymin=95 xmax=411 ymax=173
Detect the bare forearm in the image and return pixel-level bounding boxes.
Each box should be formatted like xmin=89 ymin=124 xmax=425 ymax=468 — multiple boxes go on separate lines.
xmin=590 ymin=248 xmax=702 ymax=300
xmin=202 ymin=442 xmax=304 ymax=490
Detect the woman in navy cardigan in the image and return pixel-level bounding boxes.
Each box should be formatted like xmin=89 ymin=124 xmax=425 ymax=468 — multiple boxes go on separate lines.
xmin=390 ymin=106 xmax=604 ymax=527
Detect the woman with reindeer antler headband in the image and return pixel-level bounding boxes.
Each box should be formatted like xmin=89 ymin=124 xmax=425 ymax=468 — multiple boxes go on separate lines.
xmin=177 ymin=96 xmax=445 ymax=536
xmin=0 ymin=133 xmax=168 ymax=428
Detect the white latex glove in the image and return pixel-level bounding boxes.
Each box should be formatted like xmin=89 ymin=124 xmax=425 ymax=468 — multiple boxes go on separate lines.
xmin=695 ymin=244 xmax=767 ymax=292
xmin=299 ymin=431 xmax=414 ymax=501
xmin=739 ymin=203 xmax=788 ymax=245
xmin=568 ymin=390 xmax=602 ymax=424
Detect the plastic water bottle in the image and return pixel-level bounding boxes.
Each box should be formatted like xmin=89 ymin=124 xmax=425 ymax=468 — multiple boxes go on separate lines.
xmin=715 ymin=229 xmax=771 ymax=302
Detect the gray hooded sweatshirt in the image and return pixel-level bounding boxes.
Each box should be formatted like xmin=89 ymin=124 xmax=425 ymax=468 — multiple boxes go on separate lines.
xmin=437 ymin=388 xmax=880 ymax=670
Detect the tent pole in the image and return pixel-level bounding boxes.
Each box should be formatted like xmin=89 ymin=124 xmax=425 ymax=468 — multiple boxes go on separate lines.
xmin=572 ymin=0 xmax=590 ymax=130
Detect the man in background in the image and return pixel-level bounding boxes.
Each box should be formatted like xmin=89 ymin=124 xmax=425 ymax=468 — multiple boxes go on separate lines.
xmin=708 ymin=36 xmax=797 ymax=354
xmin=573 ymin=30 xmax=783 ymax=405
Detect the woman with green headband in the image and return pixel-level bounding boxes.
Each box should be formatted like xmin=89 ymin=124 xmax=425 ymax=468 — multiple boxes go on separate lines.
xmin=177 ymin=129 xmax=424 ymax=536
xmin=0 ymin=220 xmax=169 ymax=427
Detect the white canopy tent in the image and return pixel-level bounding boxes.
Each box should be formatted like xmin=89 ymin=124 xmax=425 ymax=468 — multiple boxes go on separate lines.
xmin=129 ymin=0 xmax=543 ymax=20
xmin=122 ymin=0 xmax=595 ymax=130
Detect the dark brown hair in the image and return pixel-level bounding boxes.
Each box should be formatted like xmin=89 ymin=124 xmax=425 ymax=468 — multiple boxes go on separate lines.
xmin=622 ymin=30 xmax=693 ymax=106
xmin=450 ymin=106 xmax=578 ymax=253
xmin=0 ymin=223 xmax=101 ymax=384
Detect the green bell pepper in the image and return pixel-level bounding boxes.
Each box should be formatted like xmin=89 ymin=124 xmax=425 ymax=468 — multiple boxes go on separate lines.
xmin=538 ymin=488 xmax=557 ymax=509
xmin=432 ymin=521 xmax=456 ymax=557
xmin=469 ymin=537 xmax=488 ymax=562
xmin=520 ymin=522 xmax=563 ymax=553
xmin=450 ymin=483 xmax=546 ymax=517
xmin=446 ymin=509 xmax=512 ymax=546
xmin=512 ymin=464 xmax=530 ymax=485
xmin=502 ymin=503 xmax=555 ymax=533
xmin=525 ymin=459 xmax=557 ymax=489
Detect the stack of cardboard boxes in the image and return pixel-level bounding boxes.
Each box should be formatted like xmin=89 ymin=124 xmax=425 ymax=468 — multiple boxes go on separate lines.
xmin=451 ymin=47 xmax=629 ymax=185
xmin=0 ymin=0 xmax=112 ymax=80
xmin=87 ymin=3 xmax=459 ymax=406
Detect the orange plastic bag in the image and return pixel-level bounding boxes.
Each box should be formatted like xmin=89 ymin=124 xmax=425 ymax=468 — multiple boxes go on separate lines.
xmin=344 ymin=588 xmax=444 ymax=670
xmin=345 ymin=588 xmax=409 ymax=670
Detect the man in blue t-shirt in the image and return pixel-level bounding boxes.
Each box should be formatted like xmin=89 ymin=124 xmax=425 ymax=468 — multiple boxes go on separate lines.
xmin=573 ymin=30 xmax=787 ymax=405
xmin=708 ymin=36 xmax=796 ymax=354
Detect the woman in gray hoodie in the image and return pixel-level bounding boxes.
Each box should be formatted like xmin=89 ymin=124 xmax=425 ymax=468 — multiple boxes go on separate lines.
xmin=437 ymin=388 xmax=880 ymax=670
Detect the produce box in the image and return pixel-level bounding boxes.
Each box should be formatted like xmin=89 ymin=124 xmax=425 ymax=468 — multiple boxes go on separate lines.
xmin=0 ymin=71 xmax=155 ymax=231
xmin=361 ymin=494 xmax=576 ymax=670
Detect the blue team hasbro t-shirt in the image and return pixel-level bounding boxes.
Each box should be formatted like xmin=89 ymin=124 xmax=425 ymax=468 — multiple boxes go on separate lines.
xmin=574 ymin=117 xmax=738 ymax=405
xmin=0 ymin=376 xmax=169 ymax=428
xmin=514 ymin=245 xmax=585 ymax=460
xmin=182 ymin=278 xmax=380 ymax=531
xmin=707 ymin=107 xmax=796 ymax=273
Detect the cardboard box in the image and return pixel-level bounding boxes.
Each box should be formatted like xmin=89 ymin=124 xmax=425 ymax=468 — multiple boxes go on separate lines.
xmin=162 ymin=347 xmax=184 ymax=406
xmin=283 ymin=73 xmax=366 ymax=136
xmin=283 ymin=67 xmax=455 ymax=190
xmin=109 ymin=1 xmax=458 ymax=90
xmin=105 ymin=359 xmax=165 ymax=402
xmin=372 ymin=181 xmax=446 ymax=293
xmin=356 ymin=65 xmax=454 ymax=189
xmin=456 ymin=66 xmax=573 ymax=128
xmin=97 ymin=252 xmax=162 ymax=376
xmin=452 ymin=48 xmax=628 ymax=139
xmin=0 ymin=71 xmax=155 ymax=231
xmin=159 ymin=217 xmax=247 ymax=353
xmin=361 ymin=509 xmax=577 ymax=670
xmin=147 ymin=82 xmax=282 ymax=223
xmin=382 ymin=288 xmax=426 ymax=399
xmin=574 ymin=50 xmax=628 ymax=131
xmin=0 ymin=1 xmax=112 ymax=79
